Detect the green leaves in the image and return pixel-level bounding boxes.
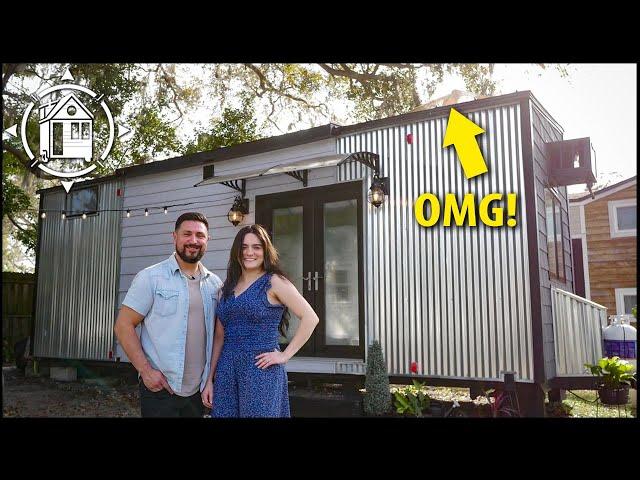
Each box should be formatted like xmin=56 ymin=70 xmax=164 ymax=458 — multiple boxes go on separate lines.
xmin=364 ymin=340 xmax=392 ymax=416
xmin=585 ymin=357 xmax=635 ymax=389
xmin=392 ymin=380 xmax=431 ymax=417
xmin=183 ymin=98 xmax=260 ymax=155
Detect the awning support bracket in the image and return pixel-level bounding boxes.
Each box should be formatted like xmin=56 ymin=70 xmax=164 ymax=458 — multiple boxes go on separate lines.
xmin=220 ymin=179 xmax=246 ymax=196
xmin=285 ymin=170 xmax=308 ymax=187
xmin=340 ymin=152 xmax=381 ymax=176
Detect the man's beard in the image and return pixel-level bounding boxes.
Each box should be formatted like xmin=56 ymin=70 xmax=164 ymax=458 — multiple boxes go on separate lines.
xmin=176 ymin=244 xmax=204 ymax=264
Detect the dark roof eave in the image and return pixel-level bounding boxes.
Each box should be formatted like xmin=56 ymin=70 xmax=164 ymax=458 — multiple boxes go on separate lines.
xmin=114 ymin=123 xmax=341 ymax=179
xmin=569 ymin=175 xmax=637 ymax=203
xmin=36 ymin=173 xmax=121 ymax=194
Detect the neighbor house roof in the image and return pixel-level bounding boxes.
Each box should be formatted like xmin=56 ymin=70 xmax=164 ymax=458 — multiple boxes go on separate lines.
xmin=569 ymin=175 xmax=637 ymax=205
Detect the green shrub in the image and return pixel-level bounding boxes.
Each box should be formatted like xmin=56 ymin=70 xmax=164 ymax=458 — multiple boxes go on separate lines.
xmin=363 ymin=341 xmax=391 ymax=416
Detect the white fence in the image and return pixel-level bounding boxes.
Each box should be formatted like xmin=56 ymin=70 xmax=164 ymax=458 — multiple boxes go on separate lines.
xmin=552 ymin=287 xmax=607 ymax=376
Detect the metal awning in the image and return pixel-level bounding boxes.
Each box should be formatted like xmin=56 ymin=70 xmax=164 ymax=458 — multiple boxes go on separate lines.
xmin=194 ymin=151 xmax=380 ymax=195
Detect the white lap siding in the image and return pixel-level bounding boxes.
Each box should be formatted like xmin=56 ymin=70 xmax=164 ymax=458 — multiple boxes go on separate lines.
xmin=118 ymin=139 xmax=337 ymax=307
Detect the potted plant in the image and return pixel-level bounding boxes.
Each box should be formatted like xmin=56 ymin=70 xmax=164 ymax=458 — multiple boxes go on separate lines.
xmin=584 ymin=356 xmax=635 ymax=405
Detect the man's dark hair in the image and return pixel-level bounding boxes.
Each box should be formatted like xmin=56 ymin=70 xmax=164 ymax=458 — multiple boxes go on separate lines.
xmin=175 ymin=212 xmax=209 ymax=231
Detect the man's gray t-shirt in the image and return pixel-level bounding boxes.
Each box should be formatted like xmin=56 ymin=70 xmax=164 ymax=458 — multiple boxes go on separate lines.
xmin=177 ymin=271 xmax=206 ymax=397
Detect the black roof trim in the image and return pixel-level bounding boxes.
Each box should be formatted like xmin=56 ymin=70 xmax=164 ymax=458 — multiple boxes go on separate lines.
xmin=36 ymin=174 xmax=120 ymax=194
xmin=115 ymin=123 xmax=341 ymax=179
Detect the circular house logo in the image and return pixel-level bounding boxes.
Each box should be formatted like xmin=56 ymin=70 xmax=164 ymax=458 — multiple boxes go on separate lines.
xmin=5 ymin=67 xmax=129 ymax=192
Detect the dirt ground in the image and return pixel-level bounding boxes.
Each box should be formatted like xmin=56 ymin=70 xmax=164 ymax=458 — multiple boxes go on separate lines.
xmin=2 ymin=365 xmax=141 ymax=417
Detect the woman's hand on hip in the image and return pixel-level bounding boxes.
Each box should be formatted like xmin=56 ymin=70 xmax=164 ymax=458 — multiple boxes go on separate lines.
xmin=255 ymin=350 xmax=288 ymax=369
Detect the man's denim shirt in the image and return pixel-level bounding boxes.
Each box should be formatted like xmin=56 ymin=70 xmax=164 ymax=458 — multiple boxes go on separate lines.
xmin=122 ymin=254 xmax=223 ymax=393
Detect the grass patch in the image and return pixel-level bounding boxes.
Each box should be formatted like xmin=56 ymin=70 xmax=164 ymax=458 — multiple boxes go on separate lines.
xmin=560 ymin=390 xmax=636 ymax=418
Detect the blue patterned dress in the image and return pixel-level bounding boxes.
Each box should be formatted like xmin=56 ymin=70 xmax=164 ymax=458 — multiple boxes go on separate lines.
xmin=212 ymin=273 xmax=290 ymax=417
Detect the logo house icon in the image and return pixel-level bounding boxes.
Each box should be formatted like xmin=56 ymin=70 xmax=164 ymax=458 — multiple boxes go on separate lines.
xmin=38 ymin=92 xmax=94 ymax=163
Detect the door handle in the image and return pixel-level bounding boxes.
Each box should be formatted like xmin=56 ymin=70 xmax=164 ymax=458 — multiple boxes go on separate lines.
xmin=313 ymin=271 xmax=323 ymax=291
xmin=302 ymin=272 xmax=312 ymax=292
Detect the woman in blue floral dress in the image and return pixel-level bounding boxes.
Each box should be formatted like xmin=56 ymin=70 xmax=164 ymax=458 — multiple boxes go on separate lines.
xmin=202 ymin=224 xmax=319 ymax=417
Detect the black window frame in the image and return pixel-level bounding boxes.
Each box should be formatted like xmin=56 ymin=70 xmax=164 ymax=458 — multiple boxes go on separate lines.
xmin=545 ymin=187 xmax=567 ymax=282
xmin=65 ymin=187 xmax=99 ymax=218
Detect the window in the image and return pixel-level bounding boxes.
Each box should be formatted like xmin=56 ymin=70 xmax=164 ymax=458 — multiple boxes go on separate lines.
xmin=615 ymin=288 xmax=637 ymax=315
xmin=81 ymin=122 xmax=91 ymax=139
xmin=545 ymin=188 xmax=567 ymax=281
xmin=608 ymin=198 xmax=636 ymax=238
xmin=53 ymin=122 xmax=63 ymax=155
xmin=203 ymin=164 xmax=215 ymax=180
xmin=65 ymin=187 xmax=98 ymax=217
xmin=71 ymin=122 xmax=79 ymax=139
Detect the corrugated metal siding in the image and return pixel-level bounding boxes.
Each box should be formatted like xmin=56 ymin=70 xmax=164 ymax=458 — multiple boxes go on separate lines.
xmin=338 ymin=103 xmax=535 ymax=381
xmin=551 ymin=287 xmax=606 ymax=376
xmin=33 ymin=179 xmax=123 ymax=360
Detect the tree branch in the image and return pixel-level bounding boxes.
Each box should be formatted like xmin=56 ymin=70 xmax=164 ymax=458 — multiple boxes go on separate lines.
xmin=318 ymin=63 xmax=393 ymax=83
xmin=244 ymin=64 xmax=325 ymax=110
xmin=2 ymin=64 xmax=27 ymax=89
xmin=7 ymin=212 xmax=29 ymax=232
xmin=158 ymin=64 xmax=184 ymax=120
xmin=3 ymin=144 xmax=49 ymax=179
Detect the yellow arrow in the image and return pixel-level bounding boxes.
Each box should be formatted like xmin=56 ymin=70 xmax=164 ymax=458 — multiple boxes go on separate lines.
xmin=443 ymin=108 xmax=488 ymax=179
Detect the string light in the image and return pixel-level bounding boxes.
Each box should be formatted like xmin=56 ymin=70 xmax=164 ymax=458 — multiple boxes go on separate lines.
xmin=82 ymin=212 xmax=87 ymax=219
xmin=22 ymin=198 xmax=241 ymax=219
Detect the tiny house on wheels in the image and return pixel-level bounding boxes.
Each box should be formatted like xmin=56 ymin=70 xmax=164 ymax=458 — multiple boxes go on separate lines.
xmin=32 ymin=91 xmax=605 ymax=416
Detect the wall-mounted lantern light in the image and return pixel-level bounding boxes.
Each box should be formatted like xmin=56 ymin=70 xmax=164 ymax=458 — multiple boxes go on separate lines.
xmin=228 ymin=195 xmax=249 ymax=226
xmin=368 ymin=175 xmax=390 ymax=208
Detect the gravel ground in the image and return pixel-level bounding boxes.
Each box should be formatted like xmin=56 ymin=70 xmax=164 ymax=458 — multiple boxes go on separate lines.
xmin=3 ymin=365 xmax=635 ymax=418
xmin=2 ymin=366 xmax=140 ymax=418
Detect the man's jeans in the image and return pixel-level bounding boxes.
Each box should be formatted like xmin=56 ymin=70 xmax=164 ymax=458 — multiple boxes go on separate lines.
xmin=139 ymin=380 xmax=204 ymax=417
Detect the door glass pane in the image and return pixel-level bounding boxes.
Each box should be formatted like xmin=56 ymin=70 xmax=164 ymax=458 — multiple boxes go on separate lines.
xmin=324 ymin=199 xmax=359 ymax=346
xmin=272 ymin=206 xmax=303 ymax=343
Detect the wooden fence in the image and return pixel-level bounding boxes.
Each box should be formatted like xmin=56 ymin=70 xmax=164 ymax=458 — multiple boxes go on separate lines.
xmin=2 ymin=272 xmax=35 ymax=356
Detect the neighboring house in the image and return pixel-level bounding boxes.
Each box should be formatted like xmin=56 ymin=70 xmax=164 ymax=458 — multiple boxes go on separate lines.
xmin=569 ymin=176 xmax=637 ymax=320
xmin=33 ymin=91 xmax=606 ymax=415
xmin=38 ymin=93 xmax=93 ymax=162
